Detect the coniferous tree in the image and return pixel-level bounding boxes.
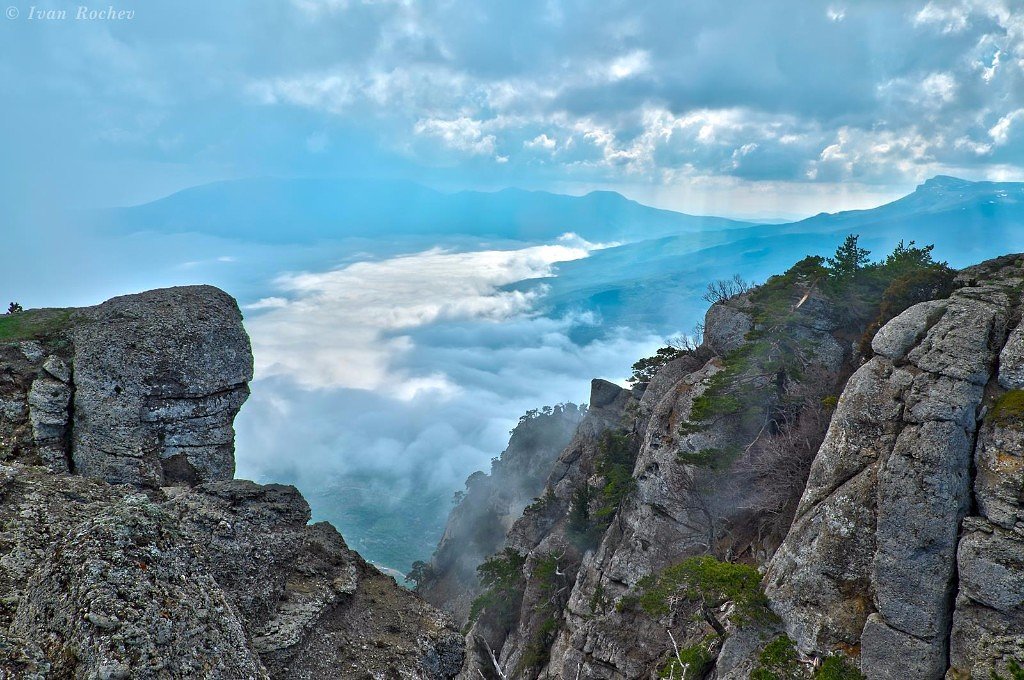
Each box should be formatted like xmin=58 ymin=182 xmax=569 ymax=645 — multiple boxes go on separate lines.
xmin=826 ymin=234 xmax=870 ymax=280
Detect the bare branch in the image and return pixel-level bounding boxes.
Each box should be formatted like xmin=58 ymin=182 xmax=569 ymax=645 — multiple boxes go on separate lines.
xmin=702 ymin=274 xmax=754 ymax=304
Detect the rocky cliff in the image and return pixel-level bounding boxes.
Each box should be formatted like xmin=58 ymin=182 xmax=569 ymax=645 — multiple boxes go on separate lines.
xmin=418 ymin=404 xmax=585 ymax=623
xmin=437 ymin=249 xmax=1024 ymax=679
xmin=0 ymin=286 xmax=463 ymax=679
xmin=766 ymin=254 xmax=1024 ymax=679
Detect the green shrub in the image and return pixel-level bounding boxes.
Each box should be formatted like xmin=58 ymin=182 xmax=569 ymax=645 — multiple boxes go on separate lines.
xmin=594 ymin=430 xmax=638 ymax=521
xmin=404 ymin=560 xmax=435 ymax=588
xmin=525 ymin=488 xmax=557 ymax=514
xmin=992 ymin=660 xmax=1024 ymax=680
xmin=752 ymin=636 xmax=803 ymax=680
xmin=816 ymin=655 xmax=864 ymax=679
xmin=468 ymin=549 xmax=526 ymax=627
xmin=623 ymin=556 xmax=770 ymax=624
xmin=631 ymin=346 xmax=687 ymax=383
xmin=519 ymin=615 xmax=559 ymax=671
xmin=991 ymin=391 xmax=1024 ymax=426
xmin=518 ymin=554 xmax=568 ymax=673
xmin=589 ymin=580 xmax=610 ymax=614
xmin=677 ymin=446 xmax=741 ymax=470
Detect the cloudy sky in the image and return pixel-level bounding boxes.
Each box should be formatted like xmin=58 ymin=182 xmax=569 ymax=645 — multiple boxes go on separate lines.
xmin=2 ymin=0 xmax=1022 ymax=221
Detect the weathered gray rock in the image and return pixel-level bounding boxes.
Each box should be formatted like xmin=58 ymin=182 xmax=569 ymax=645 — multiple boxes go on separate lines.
xmin=71 ymin=286 xmax=253 ymax=487
xmin=871 ymin=421 xmax=971 ymax=646
xmin=166 ymin=480 xmax=464 ymax=678
xmin=0 ymin=286 xmax=254 ymax=487
xmin=948 ymin=522 xmax=1024 ymax=678
xmin=452 ymin=273 xmax=853 ymax=679
xmin=26 ymin=369 xmax=71 ymax=472
xmin=12 ymin=495 xmax=268 ymax=680
xmin=704 ymin=302 xmax=753 ymax=354
xmin=0 ymin=461 xmax=463 ymax=679
xmin=948 ymin=405 xmax=1024 ymax=677
xmin=419 ymin=404 xmax=584 ymax=624
xmin=0 ymin=287 xmax=464 ymax=679
xmin=766 ymin=254 xmax=1024 ymax=679
xmin=870 ymin=299 xmax=948 ymax=360
xmin=0 ymin=634 xmax=50 ymax=679
xmin=860 ymin=614 xmax=946 ymax=680
xmin=999 ymin=321 xmax=1024 ymax=389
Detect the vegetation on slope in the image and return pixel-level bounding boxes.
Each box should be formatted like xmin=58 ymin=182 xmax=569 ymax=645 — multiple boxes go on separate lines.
xmin=567 ymin=430 xmax=638 ymax=548
xmin=0 ymin=307 xmax=73 ymax=342
xmin=468 ymin=548 xmax=527 ymax=628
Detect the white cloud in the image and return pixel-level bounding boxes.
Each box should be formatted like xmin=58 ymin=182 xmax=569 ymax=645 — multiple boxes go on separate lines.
xmin=413 ymin=116 xmax=498 ymax=156
xmin=878 ymin=71 xmax=957 ymax=109
xmin=605 ymin=50 xmax=652 ymax=81
xmin=240 ymin=1 xmax=1024 ymax=188
xmin=954 ymin=136 xmax=993 ymax=154
xmin=921 ymin=72 xmax=958 ymax=104
xmin=525 ymin=133 xmax=558 ymax=150
xmin=989 ymin=108 xmax=1024 ymax=145
xmin=913 ymin=1 xmax=971 ymax=33
xmin=246 ymin=243 xmax=592 ymax=392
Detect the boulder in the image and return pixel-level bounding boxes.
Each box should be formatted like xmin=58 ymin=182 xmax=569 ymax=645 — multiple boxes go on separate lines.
xmin=71 ymin=286 xmax=254 ymax=486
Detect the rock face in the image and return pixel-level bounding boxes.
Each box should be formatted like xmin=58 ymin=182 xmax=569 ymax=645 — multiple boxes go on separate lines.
xmin=418 ymin=404 xmax=585 ymax=623
xmin=439 ymin=255 xmax=1024 ymax=679
xmin=447 ymin=275 xmax=857 ymax=679
xmin=765 ymin=254 xmax=1024 ymax=678
xmin=0 ymin=286 xmax=253 ymax=487
xmin=0 ymin=287 xmax=464 ymax=679
xmin=71 ymin=287 xmax=254 ymax=486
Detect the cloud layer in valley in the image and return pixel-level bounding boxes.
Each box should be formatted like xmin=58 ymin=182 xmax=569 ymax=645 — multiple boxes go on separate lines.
xmin=234 ymin=239 xmax=666 ymax=569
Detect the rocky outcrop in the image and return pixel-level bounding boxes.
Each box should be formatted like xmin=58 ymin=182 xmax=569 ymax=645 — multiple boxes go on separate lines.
xmin=0 ymin=286 xmax=253 ymax=487
xmin=450 ymin=267 xmax=858 ymax=679
xmin=455 ymin=380 xmax=633 ymax=680
xmin=0 ymin=463 xmax=463 ymax=679
xmin=451 ymin=252 xmax=1024 ymax=679
xmin=765 ymin=254 xmax=1024 ymax=678
xmin=71 ymin=287 xmax=253 ymax=486
xmin=418 ymin=404 xmax=585 ymax=623
xmin=0 ymin=287 xmax=464 ymax=679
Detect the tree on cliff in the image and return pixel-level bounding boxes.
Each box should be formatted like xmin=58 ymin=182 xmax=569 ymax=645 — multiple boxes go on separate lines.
xmin=826 ymin=234 xmax=870 ymax=280
xmin=6 ymin=302 xmax=23 ymax=314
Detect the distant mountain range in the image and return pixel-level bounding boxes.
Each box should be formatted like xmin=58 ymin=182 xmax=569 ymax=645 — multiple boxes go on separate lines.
xmin=96 ymin=177 xmax=751 ymax=244
xmin=511 ymin=175 xmax=1024 ymax=339
xmin=98 ymin=174 xmax=1024 ymax=342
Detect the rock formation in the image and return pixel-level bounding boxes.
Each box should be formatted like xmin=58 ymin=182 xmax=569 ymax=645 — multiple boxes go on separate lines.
xmin=8 ymin=252 xmax=1024 ymax=679
xmin=433 ymin=252 xmax=1024 ymax=679
xmin=0 ymin=286 xmax=463 ymax=679
xmin=1 ymin=286 xmax=252 ymax=486
xmin=766 ymin=254 xmax=1024 ymax=678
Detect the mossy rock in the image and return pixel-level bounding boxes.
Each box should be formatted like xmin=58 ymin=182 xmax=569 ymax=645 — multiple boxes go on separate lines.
xmin=991 ymin=390 xmax=1024 ymax=426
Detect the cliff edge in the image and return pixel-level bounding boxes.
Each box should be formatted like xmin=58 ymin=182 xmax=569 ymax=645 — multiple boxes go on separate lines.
xmin=0 ymin=286 xmax=464 ymax=679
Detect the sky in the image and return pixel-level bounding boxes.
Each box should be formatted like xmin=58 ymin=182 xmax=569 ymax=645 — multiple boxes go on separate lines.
xmin=2 ymin=0 xmax=1022 ymax=221
xmin=3 ymin=0 xmax=1024 ymax=571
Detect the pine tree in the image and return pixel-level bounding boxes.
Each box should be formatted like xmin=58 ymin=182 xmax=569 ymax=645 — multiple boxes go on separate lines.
xmin=826 ymin=234 xmax=870 ymax=280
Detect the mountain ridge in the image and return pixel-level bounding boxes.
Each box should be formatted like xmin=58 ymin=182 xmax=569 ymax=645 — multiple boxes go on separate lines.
xmin=95 ymin=176 xmax=754 ymax=245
